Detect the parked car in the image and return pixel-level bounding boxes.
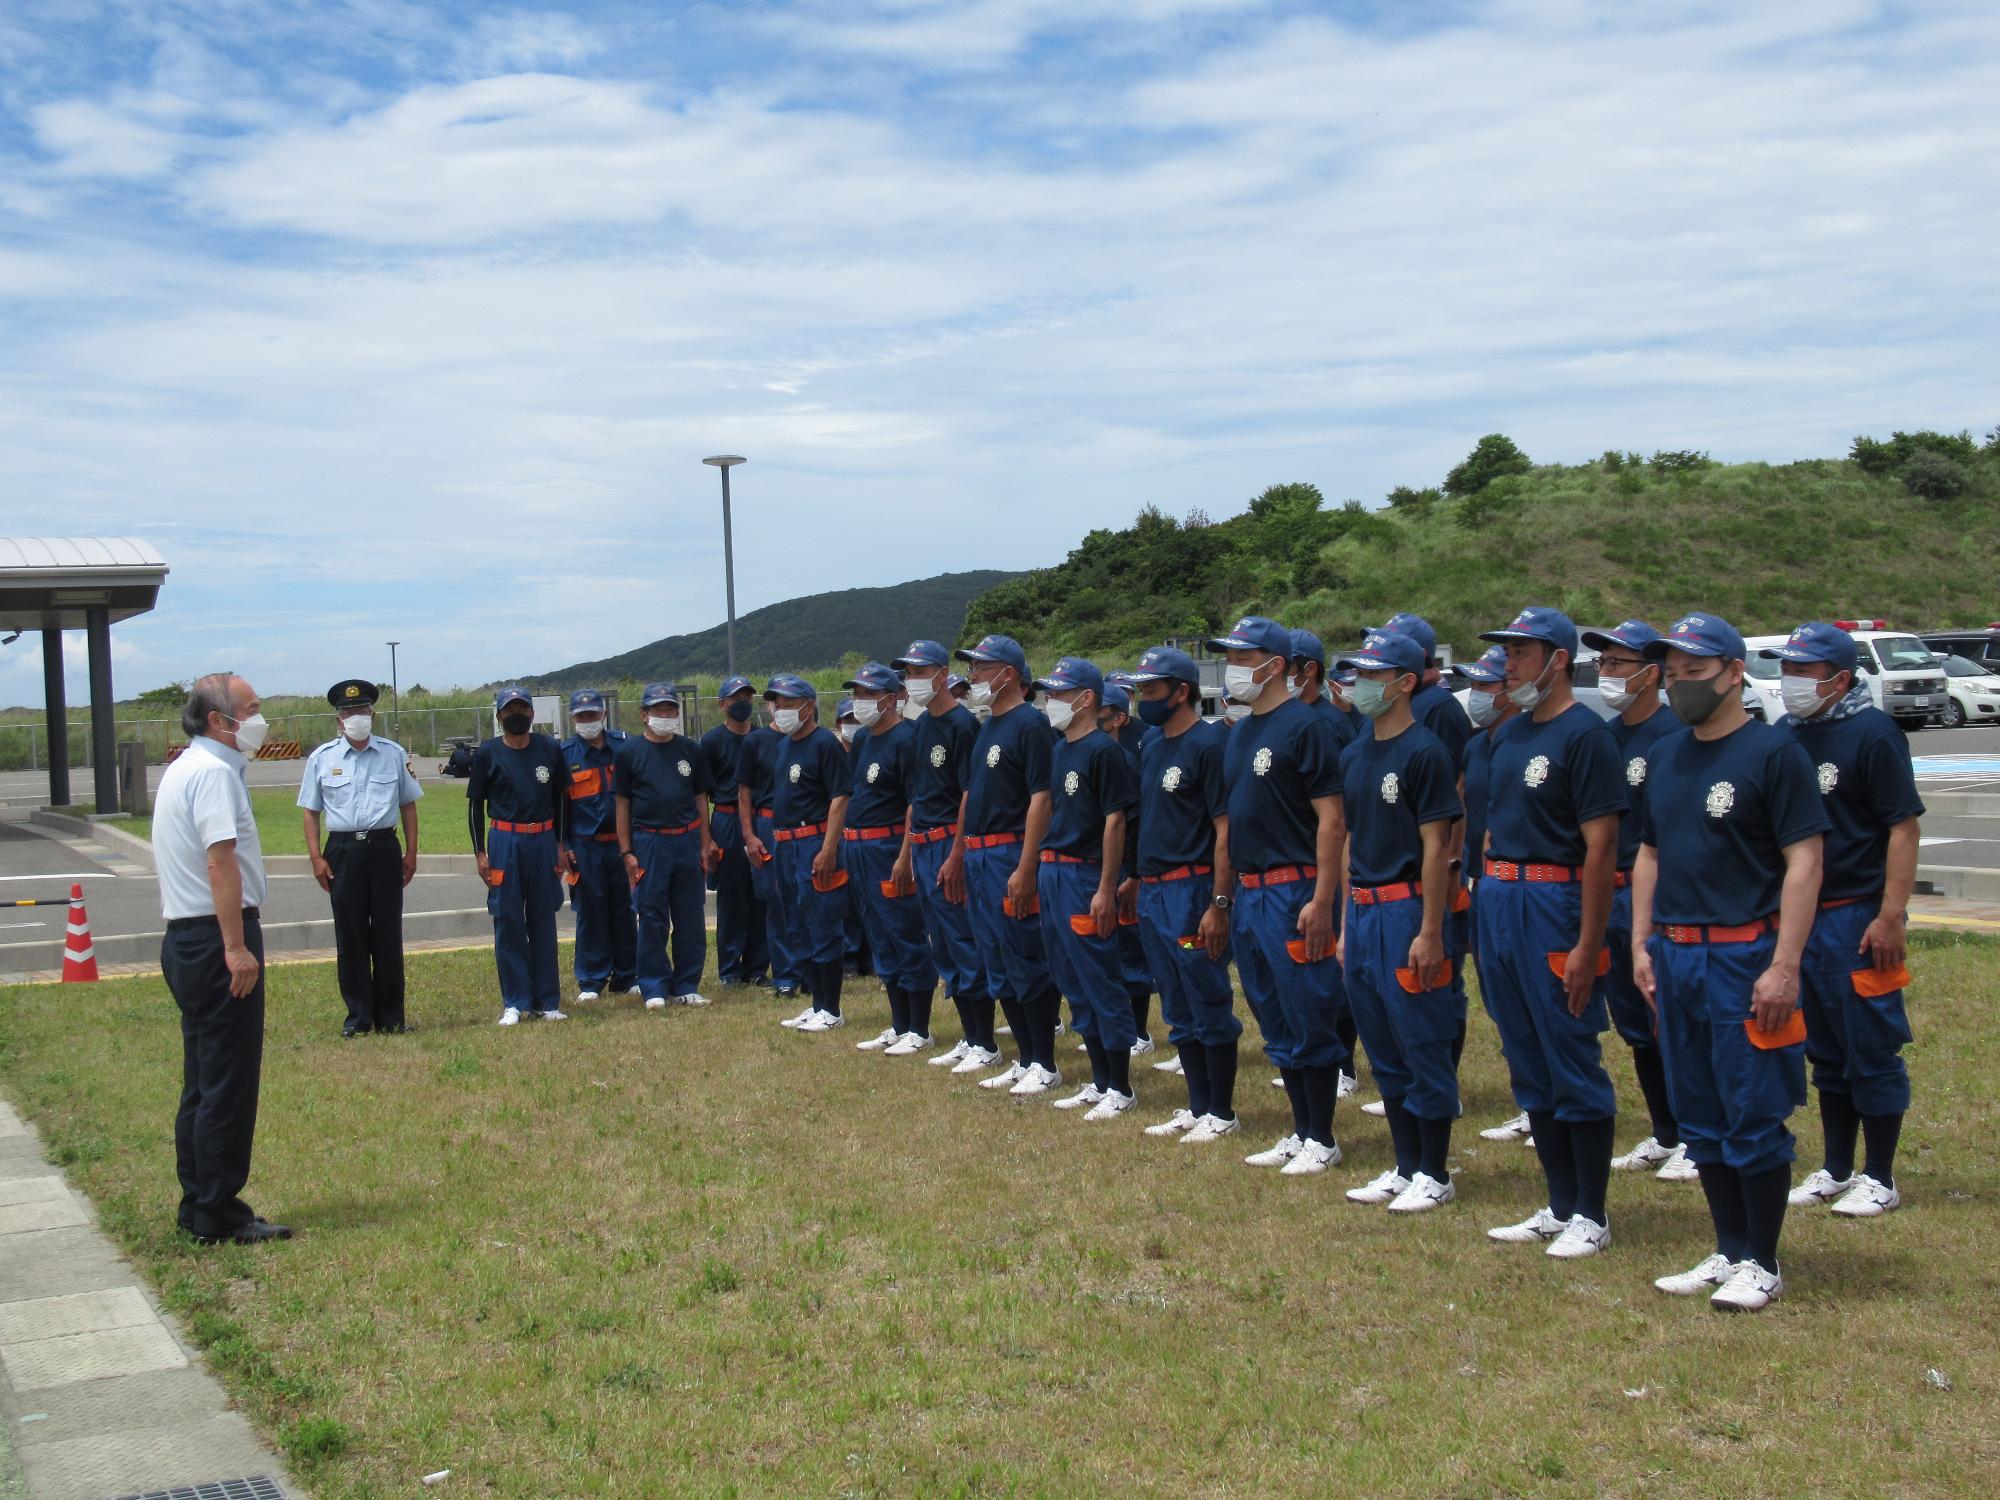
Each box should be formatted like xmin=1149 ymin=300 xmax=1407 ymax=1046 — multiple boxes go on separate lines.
xmin=1920 ymin=626 xmax=2000 ymax=670
xmin=1743 ymin=622 xmax=1945 ymax=729
xmin=1939 ymin=653 xmax=2000 ymax=727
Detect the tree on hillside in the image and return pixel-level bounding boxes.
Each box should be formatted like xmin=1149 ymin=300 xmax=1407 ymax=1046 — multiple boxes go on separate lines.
xmin=1443 ymin=434 xmax=1531 ymax=497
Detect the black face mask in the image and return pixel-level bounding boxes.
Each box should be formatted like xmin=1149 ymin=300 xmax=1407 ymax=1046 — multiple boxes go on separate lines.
xmin=727 ymin=701 xmax=753 ymax=724
xmin=1667 ymin=675 xmax=1732 ymax=727
xmin=500 ymin=713 xmax=533 ymax=735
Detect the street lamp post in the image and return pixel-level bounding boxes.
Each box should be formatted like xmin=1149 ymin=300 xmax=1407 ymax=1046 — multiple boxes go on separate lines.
xmin=702 ymin=455 xmax=747 ymax=677
xmin=386 ymin=640 xmax=400 ymax=740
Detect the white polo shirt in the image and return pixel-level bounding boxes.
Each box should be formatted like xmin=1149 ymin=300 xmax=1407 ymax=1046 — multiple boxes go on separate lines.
xmin=154 ymin=735 xmax=269 ymax=921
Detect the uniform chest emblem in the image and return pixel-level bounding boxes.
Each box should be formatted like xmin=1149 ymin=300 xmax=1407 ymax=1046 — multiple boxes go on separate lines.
xmin=1064 ymin=770 xmax=1080 ymax=796
xmin=329 ymin=766 xmax=344 ymax=776
xmin=930 ymin=745 xmax=948 ymax=769
xmin=788 ymin=763 xmax=802 ymax=784
xmin=1252 ymin=747 xmax=1274 ymax=777
xmin=985 ymin=745 xmax=1002 ymax=769
xmin=1523 ymin=755 xmax=1550 ymax=788
xmin=534 ymin=765 xmax=550 ymax=784
xmin=867 ymin=763 xmax=881 ymax=784
xmin=1705 ymin=781 xmax=1736 ymax=818
xmin=1162 ymin=765 xmax=1183 ymax=792
xmin=1817 ymin=762 xmax=1838 ymax=794
xmin=1381 ymin=771 xmax=1401 ymax=804
xmin=1626 ymin=756 xmax=1648 ymax=787
xmin=677 ymin=759 xmax=692 ymax=778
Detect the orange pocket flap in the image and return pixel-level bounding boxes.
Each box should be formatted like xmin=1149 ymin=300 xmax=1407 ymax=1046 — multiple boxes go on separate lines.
xmin=1070 ymin=911 xmax=1108 ymax=938
xmin=1851 ymin=964 xmax=1911 ymax=998
xmin=484 ymin=867 xmax=506 ymax=888
xmin=1286 ymin=937 xmax=1326 ymax=964
xmin=1396 ymin=961 xmax=1455 ymax=993
xmin=1450 ymin=885 xmax=1471 ymax=914
xmin=1004 ymin=894 xmax=1041 ymax=920
xmin=1177 ymin=935 xmax=1203 ymax=949
xmin=879 ymin=879 xmax=909 ymax=899
xmin=566 ymin=766 xmax=602 ymax=799
xmin=1118 ymin=911 xmax=1139 ymax=927
xmin=563 ymin=870 xmax=579 ymax=886
xmin=1547 ymin=949 xmax=1611 ymax=980
xmin=1745 ymin=1009 xmax=1808 ymax=1050
xmin=812 ymin=868 xmax=849 ymax=893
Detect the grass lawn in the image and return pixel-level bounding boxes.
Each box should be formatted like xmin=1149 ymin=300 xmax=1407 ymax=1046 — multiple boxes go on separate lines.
xmin=74 ymin=784 xmax=475 ymax=857
xmin=1 ymin=935 xmax=1994 ymax=1496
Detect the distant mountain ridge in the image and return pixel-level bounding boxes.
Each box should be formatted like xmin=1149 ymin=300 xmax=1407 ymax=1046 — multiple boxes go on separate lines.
xmin=526 ymin=570 xmax=1021 ymax=687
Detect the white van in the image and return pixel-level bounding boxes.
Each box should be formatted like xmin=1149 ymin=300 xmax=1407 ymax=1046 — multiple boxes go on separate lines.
xmin=1743 ymin=620 xmax=1946 ymax=729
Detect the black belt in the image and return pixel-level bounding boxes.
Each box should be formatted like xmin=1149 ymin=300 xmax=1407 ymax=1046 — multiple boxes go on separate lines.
xmin=167 ymin=906 xmax=261 ymax=932
xmin=326 ymin=828 xmax=397 ymax=843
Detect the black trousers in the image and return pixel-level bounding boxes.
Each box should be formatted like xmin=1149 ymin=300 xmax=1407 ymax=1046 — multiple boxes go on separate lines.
xmin=326 ymin=830 xmax=405 ymax=1029
xmin=161 ymin=911 xmax=265 ymax=1240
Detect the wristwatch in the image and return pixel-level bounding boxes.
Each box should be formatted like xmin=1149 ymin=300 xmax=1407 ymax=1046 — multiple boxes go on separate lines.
xmin=1211 ymin=893 xmax=1233 ymax=912
xmin=621 ymin=848 xmax=637 ymax=860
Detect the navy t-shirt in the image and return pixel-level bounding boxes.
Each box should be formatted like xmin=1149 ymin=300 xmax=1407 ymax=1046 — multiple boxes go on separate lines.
xmin=1310 ymin=694 xmax=1359 ymax=755
xmin=742 ymin=727 xmax=784 ymax=812
xmin=561 ymin=729 xmax=626 ymax=838
xmin=848 ymin=721 xmax=917 ymax=829
xmin=1484 ymin=703 xmax=1627 ymax=865
xmin=1045 ymin=730 xmax=1140 ymax=858
xmin=1138 ymin=719 xmax=1226 ymax=875
xmin=1413 ymin=681 xmax=1473 ymax=770
xmin=614 ymin=734 xmax=713 ymax=828
xmin=1784 ymin=706 xmax=1925 ymax=901
xmin=908 ymin=705 xmax=978 ymax=833
xmin=1463 ymin=729 xmax=1497 ymax=878
xmin=1340 ymin=724 xmax=1462 ymax=887
xmin=965 ymin=703 xmax=1054 ymax=837
xmin=1223 ymin=699 xmax=1342 ymax=873
xmin=699 ymin=724 xmax=750 ymax=805
xmin=1638 ymin=720 xmax=1832 ymax=925
xmin=468 ymin=734 xmax=569 ymax=826
xmin=1607 ymin=709 xmax=1686 ymax=871
xmin=773 ymin=726 xmax=851 ymax=828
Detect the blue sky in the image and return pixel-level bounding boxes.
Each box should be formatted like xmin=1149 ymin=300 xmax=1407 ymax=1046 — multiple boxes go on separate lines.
xmin=2 ymin=0 xmax=1995 ymax=706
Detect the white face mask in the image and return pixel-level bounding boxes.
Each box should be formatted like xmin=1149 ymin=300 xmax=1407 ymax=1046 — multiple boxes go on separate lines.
xmin=340 ymin=713 xmax=372 ymax=742
xmin=899 ymin=697 xmax=923 ymax=722
xmin=969 ymin=677 xmax=996 ymax=707
xmin=772 ymin=707 xmax=803 ymax=735
xmin=1507 ymin=653 xmax=1559 ymax=711
xmin=1045 ymin=698 xmax=1077 ymax=732
xmin=1223 ymin=702 xmax=1252 ymax=723
xmin=228 ymin=712 xmax=269 ymax=755
xmin=851 ymin=699 xmax=881 ymax=727
xmin=905 ymin=675 xmax=937 ymax=706
xmin=575 ymin=718 xmax=605 ymax=740
xmin=838 ymin=723 xmax=857 ymax=744
xmin=1780 ymin=675 xmax=1836 ymax=718
xmin=1285 ymin=674 xmax=1300 ymax=698
xmin=1465 ymin=690 xmax=1502 ymax=729
xmin=646 ymin=714 xmax=679 ymax=736
xmin=1224 ymin=659 xmax=1274 ymax=703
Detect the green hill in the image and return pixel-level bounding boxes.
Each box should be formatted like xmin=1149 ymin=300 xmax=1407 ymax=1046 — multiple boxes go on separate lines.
xmin=528 ymin=570 xmax=1020 ymax=687
xmin=961 ymin=431 xmax=2000 ymax=666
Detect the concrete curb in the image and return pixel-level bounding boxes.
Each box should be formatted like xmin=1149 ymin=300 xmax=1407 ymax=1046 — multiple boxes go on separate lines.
xmin=1918 ymin=789 xmax=2000 ymax=817
xmin=263 ymin=852 xmax=480 ymax=875
xmin=1915 ymin=865 xmax=2000 ymax=901
xmin=26 ymin=812 xmax=155 ymax=871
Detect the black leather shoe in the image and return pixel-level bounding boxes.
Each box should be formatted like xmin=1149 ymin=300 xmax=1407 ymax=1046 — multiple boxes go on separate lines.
xmin=341 ymin=1022 xmax=371 ymax=1038
xmin=194 ymin=1219 xmax=293 ymax=1246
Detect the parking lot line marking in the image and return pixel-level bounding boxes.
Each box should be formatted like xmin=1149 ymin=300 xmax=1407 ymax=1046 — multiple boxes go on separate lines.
xmin=0 ymin=873 xmax=115 ymax=882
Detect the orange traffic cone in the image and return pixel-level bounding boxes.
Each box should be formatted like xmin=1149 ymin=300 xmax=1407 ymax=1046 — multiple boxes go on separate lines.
xmin=62 ymin=883 xmax=98 ymax=982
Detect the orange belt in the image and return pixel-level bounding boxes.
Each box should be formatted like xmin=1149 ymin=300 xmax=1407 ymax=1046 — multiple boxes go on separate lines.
xmin=1663 ymin=917 xmax=1775 ymax=945
xmin=1142 ymin=863 xmax=1211 ymax=885
xmin=1485 ymin=859 xmax=1579 ymax=883
xmin=755 ymin=806 xmax=774 ymax=819
xmin=1239 ymin=865 xmax=1315 ymax=889
xmin=773 ymin=822 xmax=827 ymax=843
xmin=909 ymin=824 xmax=958 ymax=845
xmin=1613 ymin=870 xmax=1630 ymax=889
xmin=587 ymin=832 xmax=619 ymax=843
xmin=1351 ymin=881 xmax=1419 ymax=905
xmin=1819 ymin=896 xmax=1866 ymax=909
xmin=965 ymin=831 xmax=1021 ymax=850
xmin=844 ymin=824 xmax=905 ymax=842
xmin=1040 ymin=851 xmax=1090 ymax=864
xmin=492 ymin=819 xmax=553 ymax=834
xmin=639 ymin=819 xmax=703 ymax=837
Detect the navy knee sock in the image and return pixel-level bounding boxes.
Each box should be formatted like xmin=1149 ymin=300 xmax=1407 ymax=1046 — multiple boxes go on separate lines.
xmin=1697 ymin=1160 xmax=1748 ymax=1262
xmin=1819 ymin=1089 xmax=1861 ymax=1180
xmin=1861 ymin=1112 xmax=1903 ymax=1189
xmin=951 ymin=992 xmax=981 ymax=1046
xmin=1417 ymin=1113 xmax=1453 ymax=1182
xmin=1740 ymin=1164 xmax=1790 ymax=1275
xmin=1629 ymin=1045 xmax=1679 ymax=1147
xmin=996 ymin=994 xmax=1028 ymax=1063
xmin=1024 ymin=987 xmax=1061 ymax=1069
xmin=907 ymin=986 xmax=935 ymax=1038
xmin=1381 ymin=1094 xmax=1420 ymax=1177
xmin=1335 ymin=1013 xmax=1358 ymax=1066
xmin=1083 ymin=1033 xmax=1111 ymax=1091
xmin=969 ymin=993 xmax=997 ymax=1050
xmin=1179 ymin=1039 xmax=1212 ymax=1118
xmin=1129 ymin=989 xmax=1151 ymax=1040
xmin=1570 ymin=1115 xmax=1616 ymax=1225
xmin=1280 ymin=1067 xmax=1308 ymax=1139
xmin=1529 ymin=1111 xmax=1578 ymax=1221
xmin=1302 ymin=1065 xmax=1339 ymax=1148
xmin=1107 ymin=1047 xmax=1132 ymax=1096
xmin=1450 ymin=1016 xmax=1466 ymax=1070
xmin=817 ymin=959 xmax=845 ymax=1016
xmin=1208 ymin=1041 xmax=1238 ymax=1120
xmin=884 ymin=984 xmax=911 ymax=1035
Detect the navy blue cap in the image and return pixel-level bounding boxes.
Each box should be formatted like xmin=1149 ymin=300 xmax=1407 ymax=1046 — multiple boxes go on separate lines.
xmin=763 ymin=673 xmax=818 ymax=701
xmin=842 ymin=661 xmax=903 ymax=694
xmin=568 ymin=688 xmax=606 ymax=713
xmin=946 ymin=674 xmax=970 ymax=695
xmin=718 ymin=675 xmax=753 ymax=698
xmin=1452 ymin=645 xmax=1508 ymax=685
xmin=1758 ymin=621 xmax=1857 ymax=674
xmin=836 ymin=697 xmax=857 ymax=720
xmin=1289 ymin=629 xmax=1325 ymax=666
xmin=1644 ymin=612 xmax=1747 ymax=662
xmin=1033 ymin=656 xmax=1105 ymax=698
xmin=1480 ymin=606 xmax=1579 ymax=659
xmin=1127 ymin=645 xmax=1200 ymax=689
xmin=893 ymin=639 xmax=950 ymax=669
xmin=1579 ymin=619 xmax=1662 ymax=655
xmin=1337 ymin=631 xmax=1426 ymax=675
xmin=494 ymin=684 xmax=531 ymax=711
xmin=955 ymin=634 xmax=1028 ymax=677
xmin=1102 ymin=681 xmax=1132 ymax=713
xmin=641 ymin=682 xmax=679 ymax=709
xmin=1331 ymin=666 xmax=1358 ymax=686
xmin=1208 ymin=615 xmax=1293 ymax=657
xmin=1380 ymin=612 xmax=1438 ymax=663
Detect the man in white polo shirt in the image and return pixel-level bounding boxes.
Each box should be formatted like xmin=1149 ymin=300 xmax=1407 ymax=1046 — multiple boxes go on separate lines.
xmin=155 ymin=673 xmax=290 ymax=1246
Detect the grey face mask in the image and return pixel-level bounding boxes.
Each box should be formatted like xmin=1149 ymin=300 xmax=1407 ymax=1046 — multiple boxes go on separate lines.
xmin=1668 ymin=674 xmax=1732 ymax=726
xmin=1466 ymin=690 xmax=1502 ymax=728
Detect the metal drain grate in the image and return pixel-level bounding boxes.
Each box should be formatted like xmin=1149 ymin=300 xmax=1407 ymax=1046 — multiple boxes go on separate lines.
xmin=112 ymin=1477 xmax=286 ymax=1500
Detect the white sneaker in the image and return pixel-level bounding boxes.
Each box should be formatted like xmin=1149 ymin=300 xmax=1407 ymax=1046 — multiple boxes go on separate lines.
xmin=797 ymin=1009 xmax=846 ymax=1033
xmin=995 ymin=1024 xmax=1012 ymax=1036
xmin=1346 ymin=1169 xmax=1411 ymax=1205
xmin=1830 ymin=1174 xmax=1901 ymax=1217
xmin=1710 ymin=1260 xmax=1784 ymax=1312
xmin=1154 ymin=1053 xmax=1184 ymax=1074
xmin=575 ymin=990 xmax=599 ymax=1003
xmin=540 ymin=1009 xmax=568 ymax=1021
xmin=1656 ymin=1144 xmax=1699 ymax=1182
xmin=1131 ymin=1036 xmax=1156 ymax=1057
xmin=856 ymin=1027 xmax=900 ymax=1051
xmin=1387 ymin=1172 xmax=1456 ymax=1214
xmin=676 ymin=992 xmax=712 ymax=1007
xmin=980 ymin=1062 xmax=1028 ymax=1090
xmin=1337 ymin=1070 xmax=1357 ymax=1100
xmin=1009 ymin=1063 xmax=1060 ymax=1096
xmin=1788 ymin=1168 xmax=1854 ymax=1207
xmin=1654 ymin=1252 xmax=1735 ymax=1296
xmin=954 ymin=1046 xmax=1005 ymax=1075
xmin=1084 ymin=1090 xmax=1137 ymax=1121
xmin=1361 ymin=1099 xmax=1387 ymax=1118
xmin=624 ymin=985 xmax=645 ymax=996
xmin=1545 ymin=1215 xmax=1611 ymax=1259
xmin=1269 ymin=1073 xmax=1286 ymax=1089
xmin=884 ymin=1033 xmax=934 ymax=1056
xmin=644 ymin=996 xmax=668 ymax=1011
xmin=498 ymin=1007 xmax=521 ymax=1027
xmin=1182 ymin=1113 xmax=1241 ymax=1144
xmin=1144 ymin=1108 xmax=1198 ymax=1137
xmin=1053 ymin=1084 xmax=1106 ymax=1111
xmin=1245 ymin=1133 xmax=1303 ymax=1167
xmin=1487 ymin=1207 xmax=1565 ymax=1244
xmin=779 ymin=1005 xmax=817 ymax=1028
xmin=1279 ymin=1138 xmax=1341 ymax=1175
xmin=929 ymin=1039 xmax=971 ymax=1067
xmin=1480 ymin=1111 xmax=1533 ymax=1142
xmin=1611 ymin=1135 xmax=1673 ymax=1171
